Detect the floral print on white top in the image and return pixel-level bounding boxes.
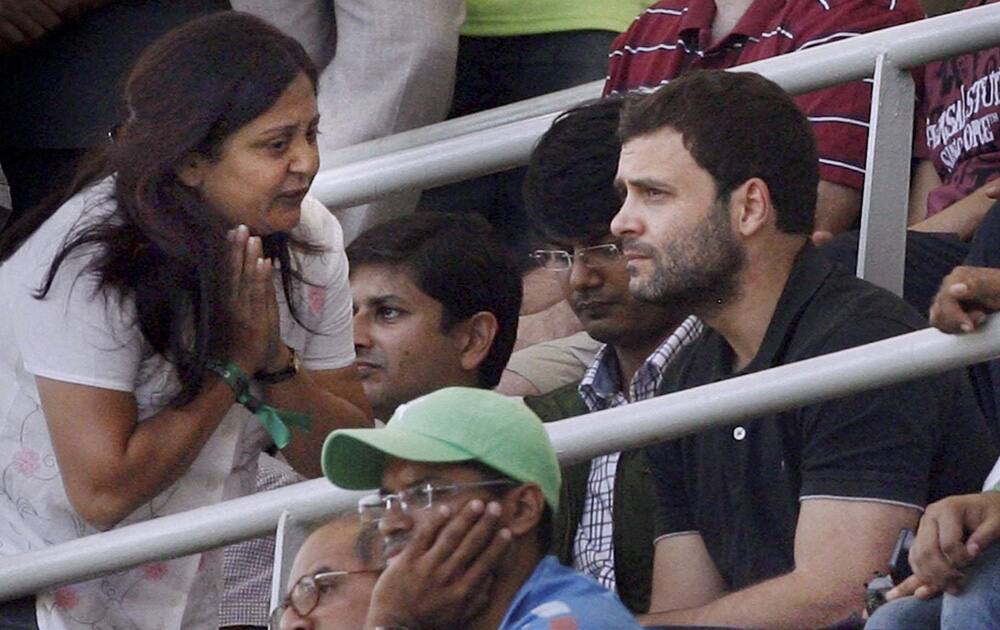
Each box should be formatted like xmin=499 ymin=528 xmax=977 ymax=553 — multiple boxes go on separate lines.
xmin=0 ymin=181 xmax=355 ymax=630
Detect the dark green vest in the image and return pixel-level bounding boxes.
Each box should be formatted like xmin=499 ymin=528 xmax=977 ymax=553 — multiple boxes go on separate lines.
xmin=525 ymin=381 xmax=655 ymax=614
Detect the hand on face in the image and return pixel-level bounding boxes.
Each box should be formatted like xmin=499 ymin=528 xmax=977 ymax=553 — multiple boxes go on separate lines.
xmin=929 ymin=266 xmax=1000 ymax=333
xmin=227 ymin=224 xmax=284 ymax=374
xmin=364 ymin=499 xmax=512 ymax=630
xmin=896 ymin=492 xmax=1000 ymax=596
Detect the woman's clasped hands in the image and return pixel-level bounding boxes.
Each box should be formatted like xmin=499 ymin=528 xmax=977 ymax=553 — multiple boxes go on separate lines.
xmin=227 ymin=224 xmax=286 ymax=376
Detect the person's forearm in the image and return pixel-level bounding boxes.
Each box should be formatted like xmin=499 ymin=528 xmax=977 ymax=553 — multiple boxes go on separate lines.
xmin=69 ymin=377 xmax=238 ymax=530
xmin=814 ymin=180 xmax=862 ymax=236
xmin=641 ymin=569 xmax=860 ymax=629
xmin=910 ymin=184 xmax=997 ymax=241
xmin=263 ymin=368 xmax=373 ymax=478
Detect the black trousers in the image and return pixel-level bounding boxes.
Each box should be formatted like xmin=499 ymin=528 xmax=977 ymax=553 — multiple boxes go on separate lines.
xmin=0 ymin=596 xmax=39 ymax=629
xmin=819 ymin=201 xmax=1000 ymax=442
xmin=0 ymin=147 xmax=87 ymax=230
xmin=417 ymin=30 xmax=617 ymax=259
xmin=964 ymin=202 xmax=1000 ymax=442
xmin=818 ymin=228 xmax=970 ymax=318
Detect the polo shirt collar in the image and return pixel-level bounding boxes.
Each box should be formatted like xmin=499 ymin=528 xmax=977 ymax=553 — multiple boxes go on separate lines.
xmin=685 ymin=0 xmax=787 ymax=51
xmin=678 ymin=0 xmax=716 ymax=42
xmin=742 ymin=242 xmax=834 ymax=374
xmin=733 ymin=0 xmax=788 ymax=41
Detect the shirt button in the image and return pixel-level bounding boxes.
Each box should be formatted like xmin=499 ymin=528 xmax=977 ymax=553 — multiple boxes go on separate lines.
xmin=733 ymin=426 xmax=747 ymax=441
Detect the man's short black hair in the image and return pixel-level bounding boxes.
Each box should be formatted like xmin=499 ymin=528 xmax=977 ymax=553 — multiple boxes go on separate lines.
xmin=619 ymin=70 xmax=818 ymax=235
xmin=523 ymin=97 xmax=625 ymax=242
xmin=347 ymin=213 xmax=522 ymax=388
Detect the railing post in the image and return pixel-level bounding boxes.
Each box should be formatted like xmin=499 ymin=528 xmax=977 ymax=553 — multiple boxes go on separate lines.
xmin=270 ymin=510 xmax=311 ymax=618
xmin=856 ymin=53 xmax=915 ymax=295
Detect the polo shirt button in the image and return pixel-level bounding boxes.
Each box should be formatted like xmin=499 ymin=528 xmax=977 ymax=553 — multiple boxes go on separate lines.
xmin=733 ymin=426 xmax=747 ymax=441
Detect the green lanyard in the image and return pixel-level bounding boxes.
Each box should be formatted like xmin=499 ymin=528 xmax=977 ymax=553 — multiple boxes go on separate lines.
xmin=206 ymin=360 xmax=311 ymax=449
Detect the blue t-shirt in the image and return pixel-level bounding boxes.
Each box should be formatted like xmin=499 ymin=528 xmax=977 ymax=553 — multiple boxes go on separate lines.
xmin=499 ymin=556 xmax=641 ymax=629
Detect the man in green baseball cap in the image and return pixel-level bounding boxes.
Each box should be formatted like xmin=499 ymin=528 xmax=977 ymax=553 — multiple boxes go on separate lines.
xmin=321 ymin=386 xmax=640 ymax=629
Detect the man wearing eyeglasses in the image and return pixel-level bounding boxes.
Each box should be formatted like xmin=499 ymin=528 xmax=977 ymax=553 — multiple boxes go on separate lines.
xmin=272 ymin=514 xmax=382 ymax=629
xmin=521 ymin=97 xmax=699 ymax=614
xmin=322 ymin=387 xmax=641 ymax=629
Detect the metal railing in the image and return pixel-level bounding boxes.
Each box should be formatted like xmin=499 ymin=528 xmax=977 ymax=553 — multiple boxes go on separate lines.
xmin=1 ymin=317 xmax=999 ymax=600
xmin=311 ymin=3 xmax=1000 ymax=210
xmin=320 ymin=83 xmax=600 ymax=169
xmin=310 ymin=2 xmax=1000 ymax=297
xmin=3 ymin=4 xmax=1000 ymax=602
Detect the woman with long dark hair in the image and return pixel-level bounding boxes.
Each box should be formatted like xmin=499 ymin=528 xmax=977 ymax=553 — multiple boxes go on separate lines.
xmin=0 ymin=12 xmax=371 ymax=629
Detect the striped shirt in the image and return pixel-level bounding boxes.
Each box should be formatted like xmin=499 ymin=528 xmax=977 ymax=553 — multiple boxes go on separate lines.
xmin=604 ymin=0 xmax=925 ymax=191
xmin=573 ymin=316 xmax=702 ymax=591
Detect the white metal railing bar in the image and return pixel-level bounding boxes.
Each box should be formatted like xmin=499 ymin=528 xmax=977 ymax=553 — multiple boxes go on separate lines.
xmin=856 ymin=54 xmax=916 ymax=296
xmin=2 ymin=316 xmax=999 ymax=600
xmin=547 ymin=316 xmax=1000 ymax=465
xmin=311 ymin=3 xmax=1000 ymax=213
xmin=0 ymin=479 xmax=363 ymax=602
xmin=271 ymin=511 xmax=310 ymax=614
xmin=321 ymin=83 xmax=600 ymax=169
xmin=313 ymin=113 xmax=557 ymax=211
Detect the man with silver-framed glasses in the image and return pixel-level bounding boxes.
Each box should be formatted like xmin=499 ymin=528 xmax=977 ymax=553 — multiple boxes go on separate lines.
xmin=521 ymin=97 xmax=700 ymax=614
xmin=322 ymin=387 xmax=641 ymax=629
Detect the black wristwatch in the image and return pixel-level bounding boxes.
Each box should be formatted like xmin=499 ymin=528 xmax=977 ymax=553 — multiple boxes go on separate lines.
xmin=254 ymin=346 xmax=301 ymax=385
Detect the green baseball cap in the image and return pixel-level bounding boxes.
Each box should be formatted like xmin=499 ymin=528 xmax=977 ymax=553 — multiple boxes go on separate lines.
xmin=322 ymin=387 xmax=561 ymax=511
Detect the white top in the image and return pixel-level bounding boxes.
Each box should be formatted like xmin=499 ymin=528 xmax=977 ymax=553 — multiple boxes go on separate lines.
xmin=0 ymin=180 xmax=355 ymax=630
xmin=983 ymin=455 xmax=1000 ymax=491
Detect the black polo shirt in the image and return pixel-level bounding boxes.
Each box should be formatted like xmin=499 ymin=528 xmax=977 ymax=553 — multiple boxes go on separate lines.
xmin=647 ymin=244 xmax=997 ymax=590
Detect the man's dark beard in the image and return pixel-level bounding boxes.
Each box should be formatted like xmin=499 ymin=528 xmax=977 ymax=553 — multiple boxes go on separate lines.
xmin=628 ymin=198 xmax=745 ymax=314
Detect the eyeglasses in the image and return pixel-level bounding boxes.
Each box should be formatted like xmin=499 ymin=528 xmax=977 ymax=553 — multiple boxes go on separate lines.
xmin=357 ymin=479 xmax=517 ymax=524
xmin=269 ymin=569 xmax=381 ymax=628
xmin=529 ymin=243 xmax=623 ymax=271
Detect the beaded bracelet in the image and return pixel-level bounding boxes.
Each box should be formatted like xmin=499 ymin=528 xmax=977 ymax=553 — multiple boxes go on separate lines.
xmin=206 ymin=360 xmax=311 ymax=449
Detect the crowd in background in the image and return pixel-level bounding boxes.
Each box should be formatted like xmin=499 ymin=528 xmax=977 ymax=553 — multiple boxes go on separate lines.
xmin=1 ymin=0 xmax=1000 ymax=629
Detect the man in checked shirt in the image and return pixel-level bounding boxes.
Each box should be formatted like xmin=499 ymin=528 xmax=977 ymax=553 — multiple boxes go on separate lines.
xmin=521 ymin=97 xmax=700 ymax=614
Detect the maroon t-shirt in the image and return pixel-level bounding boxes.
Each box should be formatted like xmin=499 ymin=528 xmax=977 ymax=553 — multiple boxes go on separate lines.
xmin=916 ymin=0 xmax=1000 ymax=216
xmin=604 ymin=0 xmax=925 ymax=191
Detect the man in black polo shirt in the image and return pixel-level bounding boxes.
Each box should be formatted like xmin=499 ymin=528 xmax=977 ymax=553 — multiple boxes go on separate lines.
xmin=610 ymin=70 xmax=998 ymax=628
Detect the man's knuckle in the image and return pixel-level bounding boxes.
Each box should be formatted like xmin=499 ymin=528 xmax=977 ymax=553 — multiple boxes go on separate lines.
xmin=941 ymin=540 xmax=964 ymax=556
xmin=912 ymin=547 xmax=933 ymax=565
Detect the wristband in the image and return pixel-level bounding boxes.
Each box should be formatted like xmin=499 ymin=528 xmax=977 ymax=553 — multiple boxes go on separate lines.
xmin=206 ymin=360 xmax=311 ymax=448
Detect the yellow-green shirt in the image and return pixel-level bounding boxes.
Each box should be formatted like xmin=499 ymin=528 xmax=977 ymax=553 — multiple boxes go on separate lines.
xmin=462 ymin=0 xmax=656 ymax=37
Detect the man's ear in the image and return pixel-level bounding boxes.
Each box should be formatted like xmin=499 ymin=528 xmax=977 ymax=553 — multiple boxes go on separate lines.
xmin=501 ymin=483 xmax=545 ymax=539
xmin=733 ymin=177 xmax=773 ymax=237
xmin=457 ymin=311 xmax=498 ymax=373
xmin=177 ymin=153 xmax=208 ymax=189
